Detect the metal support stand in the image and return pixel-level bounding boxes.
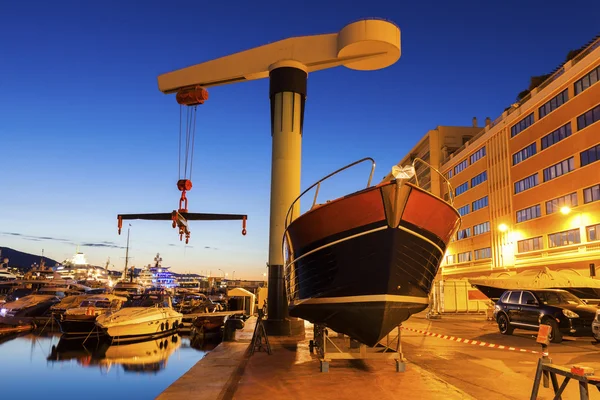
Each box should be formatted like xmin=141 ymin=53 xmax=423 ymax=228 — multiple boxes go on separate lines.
xmin=250 ymin=310 xmax=272 ymax=355
xmin=309 ymin=323 xmax=405 ymax=373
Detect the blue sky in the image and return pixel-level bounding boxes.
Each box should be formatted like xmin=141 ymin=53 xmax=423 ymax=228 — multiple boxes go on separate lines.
xmin=1 ymin=0 xmax=598 ymax=279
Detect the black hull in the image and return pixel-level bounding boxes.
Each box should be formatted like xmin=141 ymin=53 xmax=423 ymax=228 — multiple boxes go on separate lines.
xmin=289 ymin=225 xmax=441 ymax=347
xmin=57 ymin=318 xmax=98 ymax=340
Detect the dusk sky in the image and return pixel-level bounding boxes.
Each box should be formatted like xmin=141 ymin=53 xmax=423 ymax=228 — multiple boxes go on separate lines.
xmin=1 ymin=0 xmax=599 ymax=279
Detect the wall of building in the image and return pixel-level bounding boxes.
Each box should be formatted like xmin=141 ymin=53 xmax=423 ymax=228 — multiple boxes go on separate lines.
xmin=439 ymin=40 xmax=600 ymax=279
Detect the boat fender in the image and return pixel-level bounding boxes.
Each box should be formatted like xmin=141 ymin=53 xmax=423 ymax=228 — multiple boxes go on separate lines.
xmin=165 ymin=321 xmax=169 ymax=331
xmin=161 ymin=322 xmax=165 ymax=331
xmin=86 ymin=306 xmax=95 ymax=316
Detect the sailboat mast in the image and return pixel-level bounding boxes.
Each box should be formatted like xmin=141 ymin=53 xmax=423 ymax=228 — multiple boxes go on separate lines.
xmin=123 ymin=225 xmax=131 ymax=280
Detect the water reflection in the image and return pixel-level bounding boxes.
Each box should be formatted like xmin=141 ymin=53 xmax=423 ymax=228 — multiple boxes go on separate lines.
xmin=0 ymin=332 xmax=214 ymax=400
xmin=48 ymin=335 xmax=183 ymax=374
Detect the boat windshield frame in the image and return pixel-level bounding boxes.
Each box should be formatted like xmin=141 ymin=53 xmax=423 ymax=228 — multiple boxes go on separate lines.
xmin=284 ymin=157 xmax=376 ymax=229
xmin=411 ymin=157 xmax=456 ymax=206
xmin=123 ymin=294 xmax=171 ymax=308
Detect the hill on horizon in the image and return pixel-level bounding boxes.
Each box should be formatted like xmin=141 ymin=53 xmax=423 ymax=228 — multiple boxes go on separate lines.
xmin=0 ymin=246 xmax=59 ymax=269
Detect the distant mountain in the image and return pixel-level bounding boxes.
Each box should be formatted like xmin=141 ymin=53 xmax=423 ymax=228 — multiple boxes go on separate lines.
xmin=0 ymin=246 xmax=59 ymax=269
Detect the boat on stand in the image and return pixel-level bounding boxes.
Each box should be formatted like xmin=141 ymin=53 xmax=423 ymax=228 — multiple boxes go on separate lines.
xmin=283 ymin=157 xmax=462 ymax=347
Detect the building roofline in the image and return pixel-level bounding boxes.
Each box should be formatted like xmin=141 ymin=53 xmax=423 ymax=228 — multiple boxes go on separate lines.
xmin=440 ymin=35 xmax=600 ymax=171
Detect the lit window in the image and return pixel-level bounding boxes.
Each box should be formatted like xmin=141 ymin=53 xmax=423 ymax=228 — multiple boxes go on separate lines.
xmin=543 ymin=157 xmax=575 ymax=182
xmin=511 ymin=113 xmax=534 ymax=137
xmin=514 ymin=173 xmax=539 ymax=194
xmin=548 ymin=228 xmax=581 ymax=248
xmin=538 ymin=89 xmax=568 ymax=119
xmin=470 ymin=147 xmax=486 ymax=164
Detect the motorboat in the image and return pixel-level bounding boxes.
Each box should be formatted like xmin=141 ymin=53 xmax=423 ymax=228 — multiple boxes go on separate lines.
xmin=50 ymin=294 xmax=90 ymax=316
xmin=284 ymin=158 xmax=461 ymax=347
xmin=469 ymin=267 xmax=600 ymax=302
xmin=175 ymin=293 xmax=224 ymax=333
xmin=0 ymin=270 xmax=17 ymax=281
xmin=56 ymin=294 xmax=128 ymax=340
xmin=112 ymin=281 xmax=144 ymax=297
xmin=0 ymin=294 xmax=60 ymax=325
xmin=95 ymin=294 xmax=183 ymax=343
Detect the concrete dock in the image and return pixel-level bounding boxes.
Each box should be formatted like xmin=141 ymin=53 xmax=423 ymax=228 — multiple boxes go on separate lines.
xmin=157 ymin=317 xmax=474 ymax=400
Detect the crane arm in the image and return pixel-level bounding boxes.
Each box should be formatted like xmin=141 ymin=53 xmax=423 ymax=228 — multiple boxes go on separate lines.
xmin=158 ymin=19 xmax=400 ymax=93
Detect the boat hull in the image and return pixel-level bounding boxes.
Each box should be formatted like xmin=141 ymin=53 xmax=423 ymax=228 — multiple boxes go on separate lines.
xmin=98 ymin=315 xmax=182 ymax=344
xmin=286 ymin=181 xmax=460 ymax=347
xmin=57 ymin=315 xmax=98 ymax=340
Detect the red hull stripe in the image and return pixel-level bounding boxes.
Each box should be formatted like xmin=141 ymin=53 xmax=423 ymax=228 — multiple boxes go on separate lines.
xmin=402 ymin=187 xmax=460 ymax=244
xmin=287 ymin=186 xmax=386 ymax=254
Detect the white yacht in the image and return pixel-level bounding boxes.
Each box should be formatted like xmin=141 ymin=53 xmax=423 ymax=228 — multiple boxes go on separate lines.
xmin=95 ymin=294 xmax=183 ymax=343
xmin=0 ymin=269 xmax=17 ymax=281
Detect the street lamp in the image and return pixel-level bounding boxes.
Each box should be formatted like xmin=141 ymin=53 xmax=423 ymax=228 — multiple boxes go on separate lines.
xmin=560 ymin=206 xmax=571 ymax=215
xmin=498 ymin=223 xmax=508 ymax=232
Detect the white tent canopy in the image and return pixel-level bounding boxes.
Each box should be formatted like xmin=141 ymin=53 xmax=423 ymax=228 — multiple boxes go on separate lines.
xmin=228 ymin=287 xmax=256 ymax=315
xmin=468 ymin=267 xmax=600 ymax=299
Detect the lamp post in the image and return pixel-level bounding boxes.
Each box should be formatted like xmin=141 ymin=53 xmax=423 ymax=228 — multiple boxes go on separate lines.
xmin=497 ymin=223 xmax=509 ymax=269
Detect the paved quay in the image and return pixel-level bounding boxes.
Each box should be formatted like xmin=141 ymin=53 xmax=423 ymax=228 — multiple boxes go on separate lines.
xmin=158 ymin=312 xmax=600 ymax=399
xmin=156 ymin=317 xmax=257 ymax=400
xmin=159 ymin=316 xmax=474 ymax=400
xmin=231 ymin=326 xmax=474 ymax=400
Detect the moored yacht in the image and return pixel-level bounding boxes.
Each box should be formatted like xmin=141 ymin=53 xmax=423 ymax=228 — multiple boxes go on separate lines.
xmin=0 ymin=294 xmax=60 ymax=324
xmin=57 ymin=294 xmax=129 ymax=340
xmin=95 ymin=294 xmax=183 ymax=343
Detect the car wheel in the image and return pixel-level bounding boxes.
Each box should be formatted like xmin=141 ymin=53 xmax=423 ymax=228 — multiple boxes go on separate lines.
xmin=497 ymin=314 xmax=513 ymax=335
xmin=544 ymin=319 xmax=562 ymax=343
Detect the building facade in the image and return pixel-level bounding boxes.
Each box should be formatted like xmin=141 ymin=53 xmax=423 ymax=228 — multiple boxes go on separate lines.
xmin=438 ymin=38 xmax=600 ymax=279
xmin=383 ymin=124 xmax=483 ymax=197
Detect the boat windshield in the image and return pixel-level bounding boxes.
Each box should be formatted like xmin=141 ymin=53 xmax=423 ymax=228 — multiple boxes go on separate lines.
xmin=123 ymin=295 xmax=169 ymax=308
xmin=537 ymin=291 xmax=584 ymax=306
xmin=79 ymin=300 xmax=111 ymax=308
xmin=115 ymin=287 xmax=141 ymax=294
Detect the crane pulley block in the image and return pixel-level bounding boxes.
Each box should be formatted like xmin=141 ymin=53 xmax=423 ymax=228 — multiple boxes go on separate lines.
xmin=176 ymin=86 xmax=209 ymax=106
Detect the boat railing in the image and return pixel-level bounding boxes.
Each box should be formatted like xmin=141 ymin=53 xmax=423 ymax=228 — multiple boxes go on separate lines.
xmin=283 ymin=157 xmax=376 ymax=229
xmin=410 ymin=157 xmax=456 ymax=206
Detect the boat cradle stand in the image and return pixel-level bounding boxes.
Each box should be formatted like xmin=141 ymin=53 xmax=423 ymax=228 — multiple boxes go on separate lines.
xmin=309 ymin=323 xmax=406 ymax=373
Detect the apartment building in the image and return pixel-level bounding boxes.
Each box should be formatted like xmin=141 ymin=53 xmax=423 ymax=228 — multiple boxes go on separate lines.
xmin=382 ymin=124 xmax=483 ymax=197
xmin=438 ymin=37 xmax=600 ymax=279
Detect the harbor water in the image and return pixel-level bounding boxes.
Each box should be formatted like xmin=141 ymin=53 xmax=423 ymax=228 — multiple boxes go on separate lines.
xmin=0 ymin=332 xmax=212 ymax=400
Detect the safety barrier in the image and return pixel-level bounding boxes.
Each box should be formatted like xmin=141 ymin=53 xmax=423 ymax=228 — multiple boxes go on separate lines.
xmin=401 ymin=326 xmax=547 ymax=356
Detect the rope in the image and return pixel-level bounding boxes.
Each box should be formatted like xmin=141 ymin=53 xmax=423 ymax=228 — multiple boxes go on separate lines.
xmin=177 ymin=104 xmax=199 ymax=181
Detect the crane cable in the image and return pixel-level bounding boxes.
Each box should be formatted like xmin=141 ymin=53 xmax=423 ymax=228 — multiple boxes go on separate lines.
xmin=179 ymin=104 xmax=198 ymax=181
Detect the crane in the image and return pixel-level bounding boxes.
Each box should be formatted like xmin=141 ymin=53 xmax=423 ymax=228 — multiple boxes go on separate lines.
xmin=155 ymin=18 xmax=401 ymax=334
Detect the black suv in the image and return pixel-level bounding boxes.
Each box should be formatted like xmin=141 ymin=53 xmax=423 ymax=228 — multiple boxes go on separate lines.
xmin=494 ymin=289 xmax=598 ymax=343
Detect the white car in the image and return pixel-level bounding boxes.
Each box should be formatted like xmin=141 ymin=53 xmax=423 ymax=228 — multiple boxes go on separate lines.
xmin=593 ymin=309 xmax=600 ymax=342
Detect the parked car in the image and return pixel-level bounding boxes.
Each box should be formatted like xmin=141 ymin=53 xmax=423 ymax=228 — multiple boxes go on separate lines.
xmin=493 ymin=289 xmax=598 ymax=343
xmin=593 ymin=309 xmax=600 ymax=342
